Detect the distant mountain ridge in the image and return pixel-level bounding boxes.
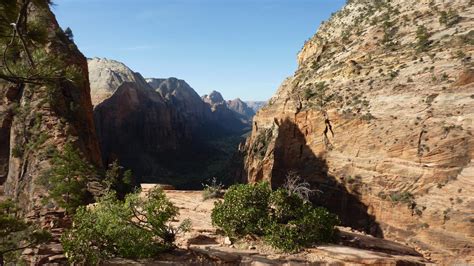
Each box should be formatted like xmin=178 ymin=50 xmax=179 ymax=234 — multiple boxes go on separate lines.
xmin=88 ymin=58 xmax=254 ymax=187
xmin=245 ymin=101 xmax=267 ymax=113
xmin=202 ymin=91 xmax=251 ymax=132
xmin=227 ymin=98 xmax=256 ymax=120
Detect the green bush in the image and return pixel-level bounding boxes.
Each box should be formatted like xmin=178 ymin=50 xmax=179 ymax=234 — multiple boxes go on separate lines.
xmin=416 ymin=25 xmax=431 ymax=53
xmin=266 ymin=206 xmax=339 ymax=252
xmin=439 ymin=9 xmax=461 ymax=27
xmin=211 ymin=183 xmax=339 ymax=252
xmin=211 ymin=182 xmax=271 ymax=237
xmin=11 ymin=145 xmax=23 ymax=158
xmin=103 ymin=160 xmax=133 ymax=198
xmin=61 ymin=188 xmax=190 ymax=264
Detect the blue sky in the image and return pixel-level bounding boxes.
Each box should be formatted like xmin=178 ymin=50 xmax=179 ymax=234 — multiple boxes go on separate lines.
xmin=53 ymin=0 xmax=345 ymax=101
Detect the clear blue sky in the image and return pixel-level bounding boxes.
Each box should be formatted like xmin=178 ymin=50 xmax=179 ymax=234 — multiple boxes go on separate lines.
xmin=53 ymin=0 xmax=345 ymax=101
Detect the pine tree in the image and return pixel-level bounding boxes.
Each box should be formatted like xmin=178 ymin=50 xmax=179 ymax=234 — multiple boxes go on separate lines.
xmin=0 ymin=199 xmax=50 ymax=265
xmin=39 ymin=143 xmax=96 ymax=214
xmin=64 ymin=27 xmax=74 ymax=42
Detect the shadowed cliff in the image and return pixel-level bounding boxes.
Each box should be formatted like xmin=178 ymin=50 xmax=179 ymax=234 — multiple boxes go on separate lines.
xmin=270 ymin=118 xmax=383 ymax=237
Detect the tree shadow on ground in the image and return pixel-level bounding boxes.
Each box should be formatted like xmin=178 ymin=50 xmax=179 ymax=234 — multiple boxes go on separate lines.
xmin=271 ymin=118 xmax=383 ymax=237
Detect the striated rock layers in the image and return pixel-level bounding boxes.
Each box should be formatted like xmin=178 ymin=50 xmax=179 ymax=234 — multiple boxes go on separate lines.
xmin=240 ymin=0 xmax=473 ymax=263
xmin=90 ymin=59 xmax=249 ymax=187
xmin=0 ymin=3 xmax=102 ymax=213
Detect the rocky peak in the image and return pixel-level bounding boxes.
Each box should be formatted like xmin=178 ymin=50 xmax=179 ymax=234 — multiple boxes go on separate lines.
xmin=202 ymin=90 xmax=226 ymax=106
xmin=146 ymin=77 xmax=213 ymax=124
xmin=227 ymin=98 xmax=255 ymax=119
xmin=88 ymin=57 xmax=151 ymax=106
xmin=147 ymin=77 xmax=202 ymax=103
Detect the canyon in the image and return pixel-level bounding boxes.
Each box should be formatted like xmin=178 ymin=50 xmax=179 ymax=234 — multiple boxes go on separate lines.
xmin=0 ymin=0 xmax=473 ymax=264
xmin=89 ymin=58 xmax=253 ymax=187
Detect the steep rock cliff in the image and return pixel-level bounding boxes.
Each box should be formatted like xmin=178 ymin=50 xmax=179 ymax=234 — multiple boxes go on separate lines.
xmin=147 ymin=77 xmax=223 ymax=138
xmin=241 ymin=0 xmax=473 ymax=263
xmin=94 ymin=82 xmax=183 ymax=180
xmin=0 ymin=2 xmax=102 ymax=213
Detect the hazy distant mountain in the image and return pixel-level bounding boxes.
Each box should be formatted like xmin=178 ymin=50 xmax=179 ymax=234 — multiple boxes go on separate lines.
xmin=227 ymin=98 xmax=256 ymax=120
xmin=245 ymin=101 xmax=267 ymax=113
xmin=202 ymin=91 xmax=250 ymax=133
xmin=147 ymin=77 xmax=214 ymax=129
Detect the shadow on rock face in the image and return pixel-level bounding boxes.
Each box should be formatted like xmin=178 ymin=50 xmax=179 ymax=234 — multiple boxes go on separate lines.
xmin=271 ymin=118 xmax=383 ymax=238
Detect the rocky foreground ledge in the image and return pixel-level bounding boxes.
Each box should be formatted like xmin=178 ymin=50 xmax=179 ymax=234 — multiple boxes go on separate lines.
xmin=105 ymin=190 xmax=430 ymax=265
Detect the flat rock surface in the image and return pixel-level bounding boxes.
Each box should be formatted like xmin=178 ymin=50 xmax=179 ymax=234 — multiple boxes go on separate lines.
xmin=160 ymin=191 xmax=428 ymax=265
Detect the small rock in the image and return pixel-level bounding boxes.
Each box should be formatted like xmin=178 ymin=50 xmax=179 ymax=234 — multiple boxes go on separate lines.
xmin=48 ymin=254 xmax=67 ymax=262
xmin=22 ymin=248 xmax=35 ymax=255
xmin=224 ymin=236 xmax=232 ymax=245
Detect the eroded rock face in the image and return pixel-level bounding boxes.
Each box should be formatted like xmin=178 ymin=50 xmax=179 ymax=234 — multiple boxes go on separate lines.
xmin=94 ymin=82 xmax=184 ymax=180
xmin=227 ymin=98 xmax=255 ymax=122
xmin=88 ymin=57 xmax=151 ymax=106
xmin=147 ymin=78 xmax=219 ymax=137
xmin=0 ymin=3 xmax=102 ymax=212
xmin=241 ymin=0 xmax=473 ymax=263
xmin=203 ymin=91 xmax=250 ymax=133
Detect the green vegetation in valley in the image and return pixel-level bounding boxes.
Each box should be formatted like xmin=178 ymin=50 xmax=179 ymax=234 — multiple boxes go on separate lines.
xmin=211 ymin=182 xmax=339 ymax=252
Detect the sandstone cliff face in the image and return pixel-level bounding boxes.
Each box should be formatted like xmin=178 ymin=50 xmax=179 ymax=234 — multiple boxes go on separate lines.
xmin=241 ymin=0 xmax=473 ymax=263
xmin=94 ymin=82 xmax=184 ymax=180
xmin=0 ymin=3 xmax=102 ymax=212
xmin=88 ymin=57 xmax=150 ymax=106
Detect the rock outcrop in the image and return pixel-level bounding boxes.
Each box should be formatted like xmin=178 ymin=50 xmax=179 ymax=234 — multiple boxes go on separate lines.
xmin=0 ymin=2 xmax=102 ymax=213
xmin=88 ymin=57 xmax=151 ymax=106
xmin=203 ymin=91 xmax=250 ymax=133
xmin=227 ymin=98 xmax=256 ymax=122
xmin=241 ymin=0 xmax=473 ymax=263
xmin=147 ymin=78 xmax=223 ymax=139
